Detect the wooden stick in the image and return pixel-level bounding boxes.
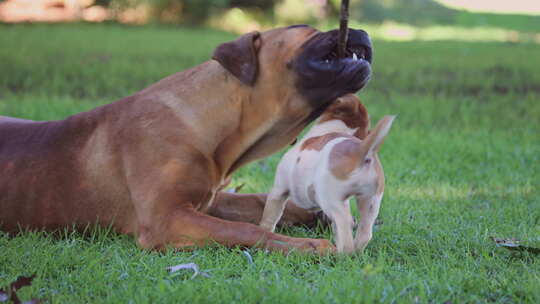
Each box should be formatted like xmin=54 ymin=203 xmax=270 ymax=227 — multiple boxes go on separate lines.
xmin=337 ymin=0 xmax=350 ymax=59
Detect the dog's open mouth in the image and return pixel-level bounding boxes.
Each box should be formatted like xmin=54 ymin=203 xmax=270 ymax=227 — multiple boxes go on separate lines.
xmin=296 ymin=28 xmax=373 ymax=70
xmin=294 ymin=28 xmax=373 ymax=83
xmin=291 ymin=27 xmax=373 ymax=112
xmin=322 ymin=45 xmax=370 ymax=64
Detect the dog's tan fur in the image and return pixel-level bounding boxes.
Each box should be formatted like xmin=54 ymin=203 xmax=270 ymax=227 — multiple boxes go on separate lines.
xmin=0 ymin=25 xmax=373 ymax=254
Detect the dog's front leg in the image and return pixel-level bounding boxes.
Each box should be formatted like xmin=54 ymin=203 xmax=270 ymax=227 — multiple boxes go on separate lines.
xmin=128 ymin=160 xmax=333 ymax=254
xmin=165 ymin=206 xmax=336 ymax=254
xmin=136 ymin=192 xmax=334 ymax=254
xmin=354 ymin=193 xmax=383 ymax=252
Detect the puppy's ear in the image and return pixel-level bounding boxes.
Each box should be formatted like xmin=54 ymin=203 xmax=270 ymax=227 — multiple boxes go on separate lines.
xmin=212 ymin=31 xmax=261 ymax=86
xmin=362 ymin=115 xmax=396 ymax=153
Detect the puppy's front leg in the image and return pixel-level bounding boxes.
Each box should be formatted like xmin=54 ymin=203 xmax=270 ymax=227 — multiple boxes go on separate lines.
xmin=259 ymin=188 xmax=289 ymax=232
xmin=354 ymin=193 xmax=383 ymax=252
xmin=323 ymin=201 xmax=355 ymax=253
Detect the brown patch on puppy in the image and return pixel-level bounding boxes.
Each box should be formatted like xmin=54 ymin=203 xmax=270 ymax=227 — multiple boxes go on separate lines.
xmin=328 ymin=138 xmax=363 ymax=180
xmin=300 ymin=132 xmax=351 ymax=151
xmin=318 ymin=95 xmax=370 ymax=137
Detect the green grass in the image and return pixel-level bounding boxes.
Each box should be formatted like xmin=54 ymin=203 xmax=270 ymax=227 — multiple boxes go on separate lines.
xmin=1 ymin=23 xmax=540 ymax=303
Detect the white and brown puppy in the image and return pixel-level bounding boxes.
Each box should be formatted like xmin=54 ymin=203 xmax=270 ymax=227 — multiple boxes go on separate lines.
xmin=259 ymin=94 xmax=395 ymax=253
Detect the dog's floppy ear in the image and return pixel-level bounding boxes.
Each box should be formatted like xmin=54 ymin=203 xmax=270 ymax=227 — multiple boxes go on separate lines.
xmin=212 ymin=31 xmax=261 ymax=86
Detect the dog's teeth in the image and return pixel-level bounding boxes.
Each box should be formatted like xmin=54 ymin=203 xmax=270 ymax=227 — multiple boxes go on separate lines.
xmin=352 ymin=53 xmax=358 ymax=61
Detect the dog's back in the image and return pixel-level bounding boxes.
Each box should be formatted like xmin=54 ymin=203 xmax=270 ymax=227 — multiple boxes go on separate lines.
xmin=0 ymin=111 xmax=121 ymax=233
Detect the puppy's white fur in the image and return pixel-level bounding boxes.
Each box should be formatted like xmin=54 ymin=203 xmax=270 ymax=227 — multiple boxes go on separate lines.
xmin=260 ymin=95 xmax=395 ymax=253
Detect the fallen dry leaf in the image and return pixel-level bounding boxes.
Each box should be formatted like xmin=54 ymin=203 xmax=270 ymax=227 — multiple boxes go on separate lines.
xmin=0 ymin=275 xmax=41 ymax=304
xmin=490 ymin=236 xmax=540 ymax=255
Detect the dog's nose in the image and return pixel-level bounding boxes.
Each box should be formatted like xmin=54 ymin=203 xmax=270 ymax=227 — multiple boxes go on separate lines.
xmin=348 ymin=29 xmax=371 ymax=47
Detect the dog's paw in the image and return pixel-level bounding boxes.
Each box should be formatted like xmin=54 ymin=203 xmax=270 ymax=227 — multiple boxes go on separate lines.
xmin=267 ymin=237 xmax=335 ymax=255
xmin=297 ymin=238 xmax=336 ymax=255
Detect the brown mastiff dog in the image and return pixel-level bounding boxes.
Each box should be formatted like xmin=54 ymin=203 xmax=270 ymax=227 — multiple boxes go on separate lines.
xmin=0 ymin=25 xmax=372 ymax=253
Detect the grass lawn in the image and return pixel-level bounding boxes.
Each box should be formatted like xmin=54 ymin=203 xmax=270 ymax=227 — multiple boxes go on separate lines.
xmin=1 ymin=23 xmax=539 ymax=303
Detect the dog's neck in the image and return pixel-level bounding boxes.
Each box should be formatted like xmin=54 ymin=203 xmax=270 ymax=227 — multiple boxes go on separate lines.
xmin=304 ymin=119 xmax=357 ymax=139
xmin=133 ymin=61 xmax=304 ymax=179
